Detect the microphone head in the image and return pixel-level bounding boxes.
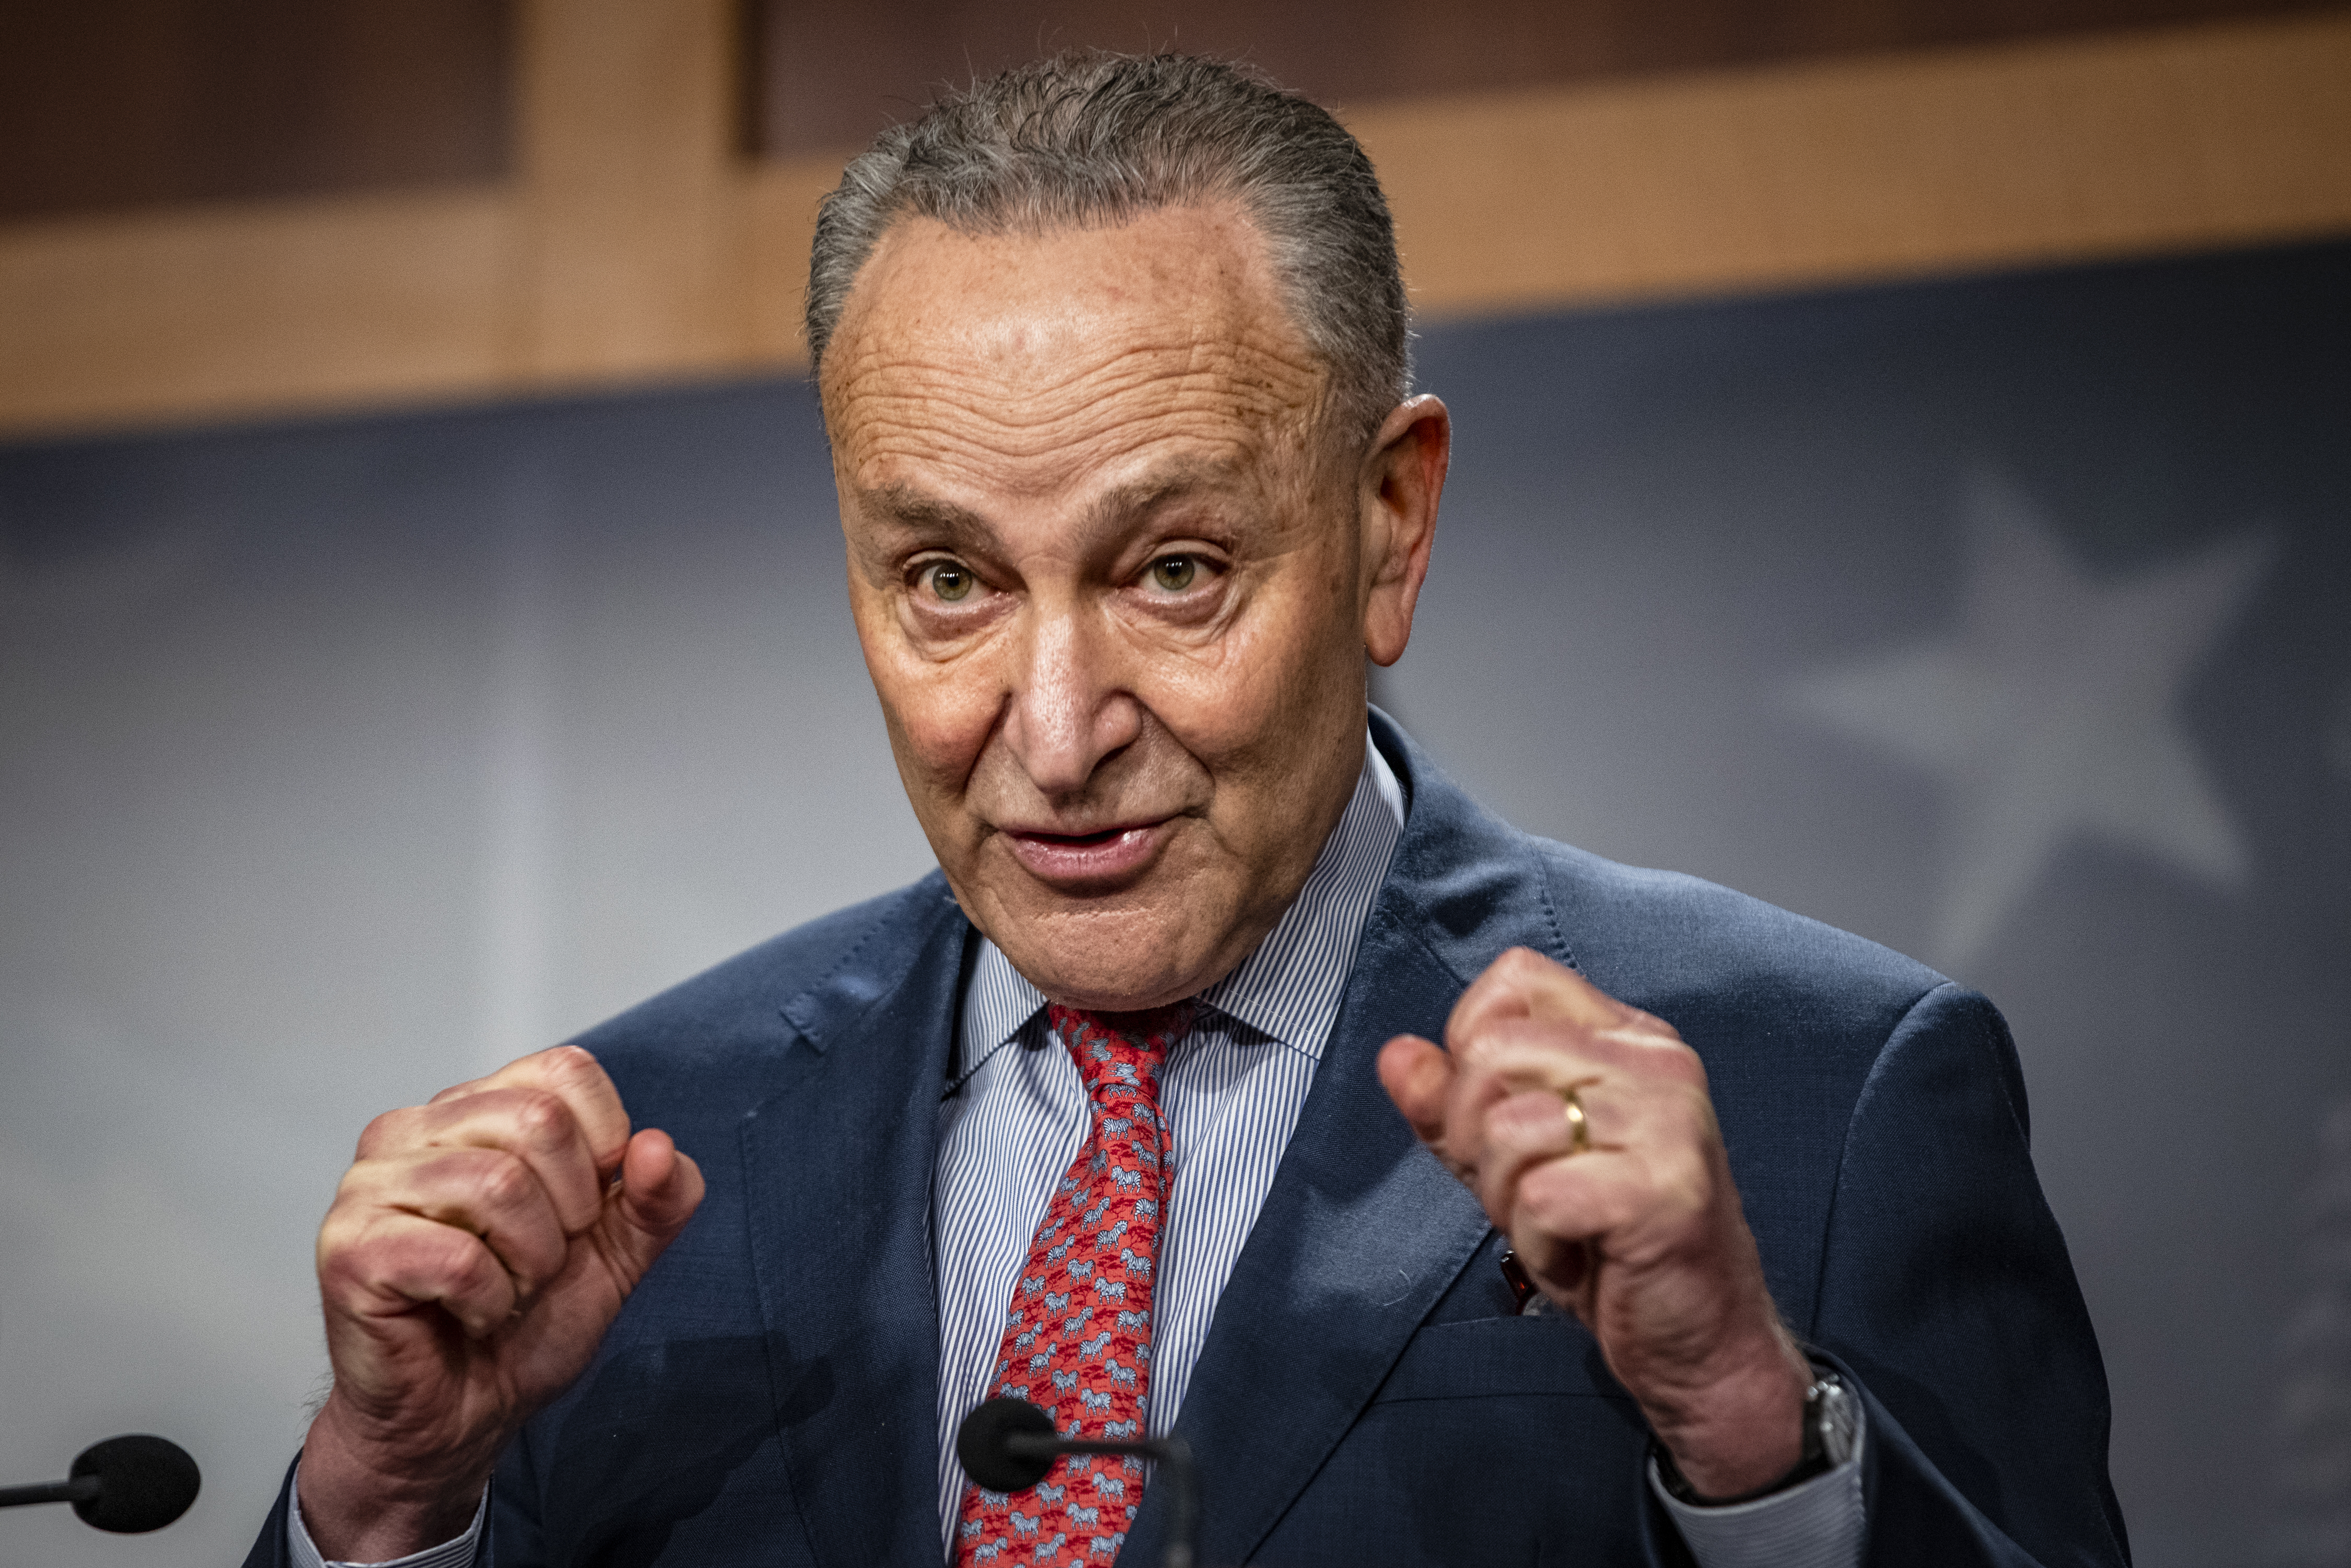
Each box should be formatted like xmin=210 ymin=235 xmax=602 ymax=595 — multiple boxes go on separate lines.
xmin=957 ymin=1398 xmax=1057 ymax=1494
xmin=69 ymin=1435 xmax=200 ymax=1534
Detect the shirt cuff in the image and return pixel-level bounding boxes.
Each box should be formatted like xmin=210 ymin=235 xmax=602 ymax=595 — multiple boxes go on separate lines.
xmin=287 ymin=1462 xmax=486 ymax=1568
xmin=1647 ymin=1404 xmax=1867 ymax=1568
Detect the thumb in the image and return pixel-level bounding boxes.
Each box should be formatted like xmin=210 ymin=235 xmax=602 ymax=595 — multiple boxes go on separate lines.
xmin=1378 ymin=1034 xmax=1454 ymax=1151
xmin=600 ymin=1128 xmax=705 ymax=1279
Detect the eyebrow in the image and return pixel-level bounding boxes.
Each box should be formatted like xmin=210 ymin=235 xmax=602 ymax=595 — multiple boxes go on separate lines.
xmin=1083 ymin=469 xmax=1221 ymax=536
xmin=859 ymin=460 xmax=1248 ymax=555
xmin=861 ymin=484 xmax=986 ymax=538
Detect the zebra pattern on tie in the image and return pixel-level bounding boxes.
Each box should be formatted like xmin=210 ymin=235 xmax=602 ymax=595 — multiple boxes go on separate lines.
xmin=956 ymin=1002 xmax=1191 ymax=1566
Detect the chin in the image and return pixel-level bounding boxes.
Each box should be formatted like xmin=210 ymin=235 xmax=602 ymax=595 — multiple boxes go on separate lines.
xmin=991 ymin=904 xmax=1224 ymax=1012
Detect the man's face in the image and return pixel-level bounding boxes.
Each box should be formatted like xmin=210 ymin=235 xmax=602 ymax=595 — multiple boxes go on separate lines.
xmin=822 ymin=202 xmax=1440 ymax=1009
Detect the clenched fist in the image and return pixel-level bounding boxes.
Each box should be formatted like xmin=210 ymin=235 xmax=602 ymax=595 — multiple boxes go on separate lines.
xmin=1377 ymin=948 xmax=1812 ymax=1500
xmin=298 ymin=1046 xmax=704 ymax=1560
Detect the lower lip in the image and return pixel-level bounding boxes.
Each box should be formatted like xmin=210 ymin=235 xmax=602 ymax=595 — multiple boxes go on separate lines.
xmin=1003 ymin=822 xmax=1169 ymax=885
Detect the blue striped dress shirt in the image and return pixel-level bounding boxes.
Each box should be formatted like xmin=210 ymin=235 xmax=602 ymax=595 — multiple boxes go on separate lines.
xmin=292 ymin=731 xmax=1861 ymax=1568
xmin=930 ymin=738 xmax=1407 ymax=1547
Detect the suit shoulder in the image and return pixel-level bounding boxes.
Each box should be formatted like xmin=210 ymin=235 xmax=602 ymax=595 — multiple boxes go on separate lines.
xmin=570 ymin=873 xmax=959 ymax=1081
xmin=1520 ymin=837 xmax=2000 ymax=1318
xmin=1527 ymin=835 xmax=1949 ymax=1056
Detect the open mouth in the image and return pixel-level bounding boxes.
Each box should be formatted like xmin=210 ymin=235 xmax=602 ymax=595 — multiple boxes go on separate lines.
xmin=1000 ymin=820 xmax=1170 ymax=886
xmin=1028 ymin=827 xmax=1127 ymax=848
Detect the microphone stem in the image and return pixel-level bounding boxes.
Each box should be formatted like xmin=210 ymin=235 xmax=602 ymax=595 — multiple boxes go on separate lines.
xmin=1156 ymin=1438 xmax=1197 ymax=1568
xmin=0 ymin=1476 xmax=99 ymax=1509
xmin=1003 ymin=1434 xmax=1198 ymax=1568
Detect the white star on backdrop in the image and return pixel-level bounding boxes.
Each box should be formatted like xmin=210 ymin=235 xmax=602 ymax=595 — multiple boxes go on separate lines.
xmin=1788 ymin=472 xmax=2274 ymax=972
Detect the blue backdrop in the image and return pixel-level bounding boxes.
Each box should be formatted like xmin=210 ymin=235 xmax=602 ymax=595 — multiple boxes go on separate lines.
xmin=2 ymin=238 xmax=2344 ymax=1566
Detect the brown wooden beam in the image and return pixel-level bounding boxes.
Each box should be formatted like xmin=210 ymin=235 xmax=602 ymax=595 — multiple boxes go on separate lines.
xmin=741 ymin=0 xmax=2349 ymax=159
xmin=2 ymin=13 xmax=2345 ymax=437
xmin=1355 ymin=14 xmax=2351 ymax=317
xmin=513 ymin=0 xmax=751 ymax=382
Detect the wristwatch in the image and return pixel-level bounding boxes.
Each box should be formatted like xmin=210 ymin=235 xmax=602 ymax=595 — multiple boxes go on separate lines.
xmin=1653 ymin=1365 xmax=1857 ymax=1507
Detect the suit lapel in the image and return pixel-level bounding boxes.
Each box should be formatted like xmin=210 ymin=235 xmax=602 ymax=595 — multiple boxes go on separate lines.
xmin=740 ymin=881 xmax=971 ymax=1568
xmin=727 ymin=722 xmax=1562 ymax=1567
xmin=1126 ymin=718 xmax=1569 ymax=1566
xmin=1130 ymin=905 xmax=1485 ymax=1567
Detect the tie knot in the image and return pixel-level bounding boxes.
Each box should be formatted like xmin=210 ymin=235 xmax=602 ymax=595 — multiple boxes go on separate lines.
xmin=1048 ymin=1001 xmax=1193 ymax=1106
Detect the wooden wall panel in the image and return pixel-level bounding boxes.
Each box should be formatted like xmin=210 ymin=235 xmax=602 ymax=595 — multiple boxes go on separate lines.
xmin=514 ymin=0 xmax=749 ymax=382
xmin=1354 ymin=17 xmax=2351 ymax=316
xmin=743 ymin=0 xmax=2348 ymax=156
xmin=2 ymin=10 xmax=2346 ymax=437
xmin=0 ymin=0 xmax=510 ymax=222
xmin=0 ymin=193 xmax=517 ymax=431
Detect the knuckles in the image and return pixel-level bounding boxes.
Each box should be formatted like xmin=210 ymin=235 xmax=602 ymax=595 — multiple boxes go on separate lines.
xmin=404 ymin=1219 xmax=487 ymax=1283
xmin=424 ymin=1232 xmax=512 ymax=1326
xmin=1488 ymin=946 xmax=1558 ymax=988
xmin=1435 ymin=953 xmax=1776 ymax=1361
xmin=318 ymin=1212 xmax=485 ymax=1302
xmin=535 ymin=1043 xmax=589 ymax=1075
xmin=1629 ymin=1080 xmax=1704 ymax=1146
xmin=535 ymin=1044 xmax=607 ymax=1098
xmin=1646 ymin=1145 xmax=1718 ymax=1227
xmin=470 ymin=1148 xmax=540 ymax=1214
xmin=504 ymin=1087 xmax=576 ymax=1149
xmin=315 ymin=1208 xmax=371 ymax=1276
xmin=355 ymin=1106 xmax=416 ymax=1161
xmin=1640 ymin=1036 xmax=1707 ymax=1089
xmin=1483 ymin=1084 xmax=1733 ymax=1255
xmin=350 ymin=1084 xmax=586 ymax=1183
xmin=1514 ymin=1157 xmax=1612 ymax=1229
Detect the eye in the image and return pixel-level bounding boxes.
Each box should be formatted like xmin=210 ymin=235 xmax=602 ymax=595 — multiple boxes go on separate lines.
xmin=922 ymin=560 xmax=976 ymax=602
xmin=1147 ymin=555 xmax=1197 ymax=593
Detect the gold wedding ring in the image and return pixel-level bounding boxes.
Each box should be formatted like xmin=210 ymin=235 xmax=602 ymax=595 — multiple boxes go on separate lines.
xmin=1560 ymin=1085 xmax=1592 ymax=1155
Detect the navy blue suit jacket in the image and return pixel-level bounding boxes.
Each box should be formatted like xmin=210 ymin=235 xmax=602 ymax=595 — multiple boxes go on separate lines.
xmin=247 ymin=715 xmax=2128 ymax=1566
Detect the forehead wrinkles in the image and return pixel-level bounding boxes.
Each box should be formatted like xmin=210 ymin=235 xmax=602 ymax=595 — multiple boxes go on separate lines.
xmin=831 ymin=326 xmax=1325 ymax=490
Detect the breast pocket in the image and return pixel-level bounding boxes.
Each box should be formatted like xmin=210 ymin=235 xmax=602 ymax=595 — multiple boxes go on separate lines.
xmin=1370 ymin=1314 xmax=1636 ymax=1404
xmin=1268 ymin=1316 xmax=1649 ymax=1564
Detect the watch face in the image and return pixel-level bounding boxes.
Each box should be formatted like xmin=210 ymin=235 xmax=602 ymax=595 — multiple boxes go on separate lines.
xmin=1655 ymin=1366 xmax=1860 ymax=1506
xmin=1812 ymin=1374 xmax=1859 ymax=1468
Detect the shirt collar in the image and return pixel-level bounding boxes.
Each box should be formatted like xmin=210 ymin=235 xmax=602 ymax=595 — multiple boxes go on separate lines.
xmin=956 ymin=730 xmax=1405 ymax=1076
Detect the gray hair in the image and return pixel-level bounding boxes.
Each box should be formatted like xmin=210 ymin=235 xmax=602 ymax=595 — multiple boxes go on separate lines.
xmin=805 ymin=51 xmax=1411 ymax=444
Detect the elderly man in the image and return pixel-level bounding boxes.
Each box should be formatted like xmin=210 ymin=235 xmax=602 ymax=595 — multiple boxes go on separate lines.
xmin=246 ymin=52 xmax=2125 ymax=1568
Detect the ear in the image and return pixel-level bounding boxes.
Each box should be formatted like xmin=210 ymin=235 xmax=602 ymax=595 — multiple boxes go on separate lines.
xmin=1359 ymin=395 xmax=1450 ymax=667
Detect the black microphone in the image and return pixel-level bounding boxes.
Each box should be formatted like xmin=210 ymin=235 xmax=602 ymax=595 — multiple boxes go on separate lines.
xmin=0 ymin=1435 xmax=201 ymax=1534
xmin=957 ymin=1398 xmax=1198 ymax=1568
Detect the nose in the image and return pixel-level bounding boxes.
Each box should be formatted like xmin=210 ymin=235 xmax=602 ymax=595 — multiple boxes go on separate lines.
xmin=1001 ymin=597 xmax=1142 ymax=800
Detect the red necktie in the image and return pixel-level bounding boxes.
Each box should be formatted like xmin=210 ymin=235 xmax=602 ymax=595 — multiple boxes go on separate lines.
xmin=956 ymin=1002 xmax=1191 ymax=1566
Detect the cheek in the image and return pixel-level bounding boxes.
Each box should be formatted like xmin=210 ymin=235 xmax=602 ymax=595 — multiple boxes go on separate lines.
xmin=1139 ymin=625 xmax=1283 ymax=753
xmin=866 ymin=646 xmax=1004 ymax=794
xmin=849 ymin=589 xmax=988 ymax=786
xmin=1143 ymin=590 xmax=1342 ymax=761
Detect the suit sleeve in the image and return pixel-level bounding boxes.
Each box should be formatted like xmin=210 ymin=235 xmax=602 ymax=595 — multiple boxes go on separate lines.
xmin=1786 ymin=982 xmax=2129 ymax=1567
xmin=240 ymin=1458 xmax=301 ymax=1568
xmin=241 ymin=1455 xmax=502 ymax=1568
